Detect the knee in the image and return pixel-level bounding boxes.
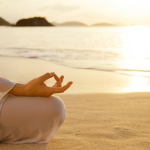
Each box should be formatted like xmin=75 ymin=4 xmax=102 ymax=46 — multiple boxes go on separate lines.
xmin=48 ymin=96 xmax=65 ymax=117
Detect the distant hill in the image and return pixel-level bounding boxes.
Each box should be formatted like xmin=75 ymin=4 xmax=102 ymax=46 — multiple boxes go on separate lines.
xmin=57 ymin=21 xmax=87 ymax=26
xmin=51 ymin=22 xmax=59 ymax=26
xmin=16 ymin=17 xmax=54 ymax=26
xmin=0 ymin=17 xmax=10 ymax=26
xmin=91 ymin=22 xmax=127 ymax=27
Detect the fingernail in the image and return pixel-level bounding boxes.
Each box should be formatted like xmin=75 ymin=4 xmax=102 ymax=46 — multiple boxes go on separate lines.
xmin=49 ymin=72 xmax=55 ymax=76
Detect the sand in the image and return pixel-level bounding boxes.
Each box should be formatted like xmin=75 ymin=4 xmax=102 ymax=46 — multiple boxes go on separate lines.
xmin=0 ymin=56 xmax=150 ymax=150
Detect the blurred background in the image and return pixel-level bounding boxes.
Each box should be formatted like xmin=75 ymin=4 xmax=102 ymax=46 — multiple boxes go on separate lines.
xmin=0 ymin=0 xmax=150 ymax=77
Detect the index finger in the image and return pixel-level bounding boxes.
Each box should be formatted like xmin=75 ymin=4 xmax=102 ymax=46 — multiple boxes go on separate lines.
xmin=39 ymin=72 xmax=55 ymax=83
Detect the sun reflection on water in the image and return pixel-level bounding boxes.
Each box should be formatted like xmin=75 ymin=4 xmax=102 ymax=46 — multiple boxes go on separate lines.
xmin=119 ymin=26 xmax=150 ymax=92
xmin=125 ymin=26 xmax=150 ymax=59
xmin=116 ymin=25 xmax=150 ymax=77
xmin=122 ymin=76 xmax=150 ymax=92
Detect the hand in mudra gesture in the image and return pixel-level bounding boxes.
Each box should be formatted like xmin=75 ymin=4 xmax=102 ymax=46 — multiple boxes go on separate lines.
xmin=9 ymin=72 xmax=73 ymax=97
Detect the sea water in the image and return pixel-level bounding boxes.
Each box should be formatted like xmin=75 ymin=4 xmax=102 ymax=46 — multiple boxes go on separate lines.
xmin=0 ymin=26 xmax=150 ymax=77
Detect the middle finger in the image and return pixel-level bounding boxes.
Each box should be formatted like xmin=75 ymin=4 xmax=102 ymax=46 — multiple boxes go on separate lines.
xmin=54 ymin=73 xmax=61 ymax=87
xmin=60 ymin=76 xmax=64 ymax=84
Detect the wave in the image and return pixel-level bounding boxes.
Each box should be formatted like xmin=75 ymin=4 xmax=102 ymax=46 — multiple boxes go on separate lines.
xmin=0 ymin=47 xmax=150 ymax=77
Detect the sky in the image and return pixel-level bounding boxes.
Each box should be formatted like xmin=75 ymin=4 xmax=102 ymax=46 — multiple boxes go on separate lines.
xmin=0 ymin=0 xmax=150 ymax=25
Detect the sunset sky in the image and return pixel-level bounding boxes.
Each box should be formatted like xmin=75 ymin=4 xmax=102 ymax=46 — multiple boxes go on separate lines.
xmin=0 ymin=0 xmax=150 ymax=25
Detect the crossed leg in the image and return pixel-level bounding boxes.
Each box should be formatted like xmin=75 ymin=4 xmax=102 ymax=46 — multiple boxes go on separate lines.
xmin=0 ymin=95 xmax=66 ymax=143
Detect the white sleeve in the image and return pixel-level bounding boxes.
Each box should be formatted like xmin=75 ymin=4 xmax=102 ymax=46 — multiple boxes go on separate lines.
xmin=0 ymin=76 xmax=16 ymax=113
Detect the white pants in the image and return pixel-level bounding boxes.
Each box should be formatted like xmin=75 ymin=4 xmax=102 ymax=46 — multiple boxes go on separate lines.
xmin=0 ymin=95 xmax=66 ymax=144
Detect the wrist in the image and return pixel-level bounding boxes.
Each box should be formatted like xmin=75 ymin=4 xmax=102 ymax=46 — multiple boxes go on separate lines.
xmin=8 ymin=83 xmax=26 ymax=96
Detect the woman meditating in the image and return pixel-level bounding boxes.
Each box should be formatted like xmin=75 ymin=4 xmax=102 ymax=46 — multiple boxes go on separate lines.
xmin=0 ymin=72 xmax=73 ymax=143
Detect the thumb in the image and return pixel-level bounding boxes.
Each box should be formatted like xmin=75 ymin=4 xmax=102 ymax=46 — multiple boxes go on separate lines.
xmin=39 ymin=72 xmax=55 ymax=83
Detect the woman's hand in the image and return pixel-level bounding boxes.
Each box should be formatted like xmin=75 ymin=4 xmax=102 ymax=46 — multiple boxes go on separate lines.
xmin=8 ymin=72 xmax=73 ymax=97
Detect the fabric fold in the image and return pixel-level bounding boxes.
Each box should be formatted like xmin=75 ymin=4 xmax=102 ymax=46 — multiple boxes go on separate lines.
xmin=0 ymin=76 xmax=16 ymax=114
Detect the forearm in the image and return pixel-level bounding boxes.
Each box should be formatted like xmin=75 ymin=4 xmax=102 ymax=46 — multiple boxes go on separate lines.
xmin=8 ymin=83 xmax=26 ymax=96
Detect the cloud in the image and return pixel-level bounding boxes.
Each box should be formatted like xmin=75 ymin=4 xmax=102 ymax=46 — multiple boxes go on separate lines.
xmin=52 ymin=4 xmax=80 ymax=11
xmin=39 ymin=3 xmax=80 ymax=12
xmin=39 ymin=6 xmax=50 ymax=11
xmin=0 ymin=0 xmax=21 ymax=6
xmin=0 ymin=0 xmax=5 ymax=4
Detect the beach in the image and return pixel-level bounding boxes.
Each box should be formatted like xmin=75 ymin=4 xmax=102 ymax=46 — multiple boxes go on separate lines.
xmin=0 ymin=56 xmax=150 ymax=150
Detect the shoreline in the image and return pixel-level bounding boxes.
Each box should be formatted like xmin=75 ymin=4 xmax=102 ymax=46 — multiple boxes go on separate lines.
xmin=1 ymin=48 xmax=150 ymax=78
xmin=1 ymin=56 xmax=150 ymax=94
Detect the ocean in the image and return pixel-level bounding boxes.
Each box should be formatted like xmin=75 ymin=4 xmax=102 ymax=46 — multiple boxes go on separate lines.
xmin=0 ymin=26 xmax=150 ymax=77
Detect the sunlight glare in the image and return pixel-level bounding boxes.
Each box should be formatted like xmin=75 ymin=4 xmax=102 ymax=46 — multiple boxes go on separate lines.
xmin=122 ymin=76 xmax=150 ymax=92
xmin=119 ymin=26 xmax=150 ymax=73
xmin=124 ymin=26 xmax=150 ymax=59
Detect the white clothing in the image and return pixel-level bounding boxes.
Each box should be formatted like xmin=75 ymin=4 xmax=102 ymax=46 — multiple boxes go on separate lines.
xmin=0 ymin=77 xmax=16 ymax=115
xmin=0 ymin=77 xmax=66 ymax=143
